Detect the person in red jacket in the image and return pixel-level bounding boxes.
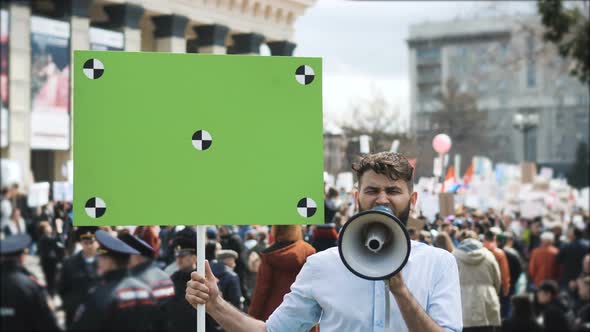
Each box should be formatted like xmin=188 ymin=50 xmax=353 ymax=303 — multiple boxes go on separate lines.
xmin=248 ymin=225 xmax=318 ymax=332
xmin=483 ymin=230 xmax=511 ymax=297
xmin=529 ymin=232 xmax=560 ymax=288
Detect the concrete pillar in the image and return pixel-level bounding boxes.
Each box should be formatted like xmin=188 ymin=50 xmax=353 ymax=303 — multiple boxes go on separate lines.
xmin=230 ymin=33 xmax=265 ymax=55
xmin=193 ymin=24 xmax=229 ymax=54
xmin=151 ymin=14 xmax=188 ymax=53
xmin=103 ymin=3 xmax=144 ymax=52
xmin=267 ymin=41 xmax=296 ymax=56
xmin=52 ymin=0 xmax=92 ymax=181
xmin=7 ymin=1 xmax=33 ymax=189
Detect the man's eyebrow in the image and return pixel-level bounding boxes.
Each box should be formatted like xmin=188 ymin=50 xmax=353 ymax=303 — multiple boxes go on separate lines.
xmin=364 ymin=185 xmax=402 ymax=190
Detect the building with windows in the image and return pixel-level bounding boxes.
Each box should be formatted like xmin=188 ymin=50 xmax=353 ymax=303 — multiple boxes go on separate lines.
xmin=1 ymin=0 xmax=316 ymax=188
xmin=407 ymin=16 xmax=589 ymax=178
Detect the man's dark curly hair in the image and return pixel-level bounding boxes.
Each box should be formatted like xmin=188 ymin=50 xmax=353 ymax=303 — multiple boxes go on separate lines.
xmin=352 ymin=152 xmax=414 ymax=192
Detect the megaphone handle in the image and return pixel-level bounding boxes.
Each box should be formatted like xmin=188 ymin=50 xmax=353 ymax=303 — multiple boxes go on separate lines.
xmin=383 ymin=280 xmax=391 ymax=330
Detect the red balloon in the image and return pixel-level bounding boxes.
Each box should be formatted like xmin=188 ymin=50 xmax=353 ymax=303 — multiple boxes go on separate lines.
xmin=432 ymin=134 xmax=452 ymax=154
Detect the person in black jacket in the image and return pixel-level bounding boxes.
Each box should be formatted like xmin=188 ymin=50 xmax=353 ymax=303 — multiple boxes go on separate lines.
xmin=70 ymin=230 xmax=157 ymax=331
xmin=557 ymin=227 xmax=590 ymax=292
xmin=37 ymin=221 xmax=65 ymax=297
xmin=57 ymin=227 xmax=99 ymax=329
xmin=0 ymin=234 xmax=60 ymax=331
xmin=119 ymin=232 xmax=175 ymax=331
xmin=167 ymin=228 xmax=199 ymax=332
xmin=502 ymin=294 xmax=543 ymax=332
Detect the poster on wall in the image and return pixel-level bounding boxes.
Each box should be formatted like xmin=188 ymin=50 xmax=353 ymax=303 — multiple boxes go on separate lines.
xmin=90 ymin=26 xmax=124 ymax=51
xmin=1 ymin=9 xmax=9 ymax=148
xmin=30 ymin=16 xmax=70 ymax=150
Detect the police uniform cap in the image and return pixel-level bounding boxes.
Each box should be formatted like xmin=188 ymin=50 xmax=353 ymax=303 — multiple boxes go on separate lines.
xmin=75 ymin=226 xmax=98 ymax=241
xmin=0 ymin=234 xmax=32 ymax=256
xmin=95 ymin=230 xmax=140 ymax=256
xmin=173 ymin=228 xmax=196 ymax=256
xmin=118 ymin=233 xmax=155 ymax=258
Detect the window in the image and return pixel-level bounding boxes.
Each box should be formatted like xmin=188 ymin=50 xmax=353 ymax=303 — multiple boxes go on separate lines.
xmin=417 ymin=47 xmax=441 ymax=60
xmin=527 ymin=61 xmax=536 ymax=88
xmin=526 ymin=34 xmax=536 ymax=88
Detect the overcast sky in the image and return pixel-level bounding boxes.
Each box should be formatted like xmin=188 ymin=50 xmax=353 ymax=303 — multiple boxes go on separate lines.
xmin=291 ymin=0 xmax=537 ymax=130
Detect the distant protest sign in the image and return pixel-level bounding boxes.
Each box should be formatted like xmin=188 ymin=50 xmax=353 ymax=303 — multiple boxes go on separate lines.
xmin=28 ymin=182 xmax=50 ymax=207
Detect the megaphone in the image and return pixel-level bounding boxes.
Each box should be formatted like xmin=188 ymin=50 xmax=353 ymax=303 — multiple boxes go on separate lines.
xmin=338 ymin=206 xmax=411 ymax=280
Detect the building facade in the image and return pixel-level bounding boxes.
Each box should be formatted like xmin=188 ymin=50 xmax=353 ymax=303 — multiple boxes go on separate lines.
xmin=0 ymin=0 xmax=316 ymax=188
xmin=407 ymin=16 xmax=590 ymax=178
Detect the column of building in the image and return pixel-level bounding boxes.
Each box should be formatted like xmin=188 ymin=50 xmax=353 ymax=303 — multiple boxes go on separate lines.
xmin=152 ymin=14 xmax=188 ymax=53
xmin=103 ymin=3 xmax=144 ymax=52
xmin=7 ymin=1 xmax=33 ymax=187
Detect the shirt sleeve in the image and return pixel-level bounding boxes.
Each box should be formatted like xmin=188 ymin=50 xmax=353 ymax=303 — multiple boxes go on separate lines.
xmin=266 ymin=255 xmax=322 ymax=332
xmin=427 ymin=251 xmax=463 ymax=332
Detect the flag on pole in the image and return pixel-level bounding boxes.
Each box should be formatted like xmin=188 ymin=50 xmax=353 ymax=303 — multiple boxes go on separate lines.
xmin=442 ymin=165 xmax=456 ymax=193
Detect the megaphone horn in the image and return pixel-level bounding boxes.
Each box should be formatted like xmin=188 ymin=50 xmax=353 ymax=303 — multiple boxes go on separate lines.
xmin=338 ymin=206 xmax=411 ymax=280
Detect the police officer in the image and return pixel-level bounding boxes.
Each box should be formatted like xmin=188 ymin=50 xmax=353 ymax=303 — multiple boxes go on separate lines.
xmin=119 ymin=233 xmax=175 ymax=330
xmin=57 ymin=227 xmax=99 ymax=329
xmin=166 ymin=227 xmax=201 ymax=332
xmin=0 ymin=234 xmax=60 ymax=331
xmin=70 ymin=230 xmax=157 ymax=331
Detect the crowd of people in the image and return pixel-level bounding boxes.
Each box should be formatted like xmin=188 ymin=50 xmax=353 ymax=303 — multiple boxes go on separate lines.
xmin=1 ymin=172 xmax=590 ymax=331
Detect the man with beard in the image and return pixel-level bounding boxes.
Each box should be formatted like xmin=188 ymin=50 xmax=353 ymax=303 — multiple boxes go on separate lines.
xmin=185 ymin=152 xmax=462 ymax=332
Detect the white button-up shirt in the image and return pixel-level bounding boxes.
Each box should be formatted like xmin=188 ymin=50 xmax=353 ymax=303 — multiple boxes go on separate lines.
xmin=267 ymin=241 xmax=462 ymax=332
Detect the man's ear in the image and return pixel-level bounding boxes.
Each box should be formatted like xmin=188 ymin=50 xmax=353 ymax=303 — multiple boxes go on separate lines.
xmin=410 ymin=191 xmax=418 ymax=210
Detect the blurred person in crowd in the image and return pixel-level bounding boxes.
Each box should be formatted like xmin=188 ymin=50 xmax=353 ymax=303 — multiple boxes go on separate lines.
xmin=70 ymin=230 xmax=157 ymax=331
xmin=119 ymin=233 xmax=175 ymax=331
xmin=407 ymin=227 xmax=418 ymax=241
xmin=419 ymin=230 xmax=433 ymax=245
xmin=497 ymin=232 xmax=523 ymax=317
xmin=71 ymin=229 xmax=157 ymax=331
xmin=324 ymin=187 xmax=340 ymax=224
xmin=534 ymin=280 xmax=572 ymax=331
xmin=218 ymin=249 xmax=239 ymax=271
xmin=557 ymin=227 xmax=590 ymax=292
xmin=453 ymin=231 xmax=501 ymax=332
xmin=529 ymin=232 xmax=560 ymax=288
xmin=3 ymin=207 xmax=27 ymax=237
xmin=133 ymin=225 xmax=161 ymax=257
xmin=526 ymin=218 xmax=543 ymax=257
xmin=186 ymin=152 xmax=462 ymax=332
xmin=244 ymin=229 xmax=258 ymax=250
xmin=167 ymin=228 xmax=201 ymax=332
xmin=483 ymin=230 xmax=511 ymax=298
xmin=219 ymin=225 xmax=248 ymax=299
xmin=433 ymin=231 xmax=454 ymax=253
xmin=58 ymin=227 xmax=99 ymax=329
xmin=37 ymin=221 xmax=65 ymax=297
xmin=249 ymin=225 xmax=317 ymax=330
xmin=310 ymin=223 xmax=338 ymax=252
xmin=1 ymin=187 xmax=13 ymax=229
xmin=206 ymin=240 xmax=243 ymax=312
xmin=574 ymin=275 xmax=590 ymax=331
xmin=501 ymin=294 xmax=543 ymax=332
xmin=10 ymin=184 xmax=30 ymax=223
xmin=0 ymin=233 xmax=60 ymax=331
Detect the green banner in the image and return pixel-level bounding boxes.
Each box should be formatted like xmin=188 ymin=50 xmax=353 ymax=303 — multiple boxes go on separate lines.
xmin=73 ymin=51 xmax=324 ymax=226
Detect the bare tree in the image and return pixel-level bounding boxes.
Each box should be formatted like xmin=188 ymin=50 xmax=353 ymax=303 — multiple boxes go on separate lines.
xmin=338 ymin=88 xmax=417 ymax=163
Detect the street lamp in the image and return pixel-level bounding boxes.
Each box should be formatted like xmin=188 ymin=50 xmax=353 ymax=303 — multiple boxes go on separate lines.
xmin=513 ymin=112 xmax=539 ymax=161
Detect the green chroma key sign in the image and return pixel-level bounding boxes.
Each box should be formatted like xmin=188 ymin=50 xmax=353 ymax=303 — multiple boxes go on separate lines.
xmin=73 ymin=51 xmax=324 ymax=226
